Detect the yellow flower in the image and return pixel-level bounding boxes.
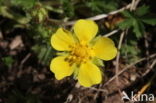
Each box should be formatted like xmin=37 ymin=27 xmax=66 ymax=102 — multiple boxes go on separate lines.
xmin=50 ymin=19 xmax=117 ymax=87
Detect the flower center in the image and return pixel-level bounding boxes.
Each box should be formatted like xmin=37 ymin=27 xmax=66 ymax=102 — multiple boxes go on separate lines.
xmin=67 ymin=42 xmax=94 ymax=65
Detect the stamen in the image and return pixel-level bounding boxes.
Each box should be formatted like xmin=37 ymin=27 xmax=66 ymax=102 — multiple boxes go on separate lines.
xmin=67 ymin=42 xmax=94 ymax=65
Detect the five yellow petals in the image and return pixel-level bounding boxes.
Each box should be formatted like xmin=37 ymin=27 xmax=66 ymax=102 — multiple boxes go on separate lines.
xmin=50 ymin=19 xmax=117 ymax=87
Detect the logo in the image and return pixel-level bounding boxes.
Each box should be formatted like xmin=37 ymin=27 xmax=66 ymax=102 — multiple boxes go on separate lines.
xmin=122 ymin=91 xmax=154 ymax=102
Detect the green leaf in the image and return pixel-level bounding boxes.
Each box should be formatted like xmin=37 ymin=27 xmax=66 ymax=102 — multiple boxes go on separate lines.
xmin=2 ymin=56 xmax=14 ymax=68
xmin=136 ymin=5 xmax=149 ymax=16
xmin=32 ymin=44 xmax=53 ymax=65
xmin=86 ymin=0 xmax=118 ymax=13
xmin=11 ymin=0 xmax=36 ymax=9
xmin=44 ymin=5 xmax=63 ymax=14
xmin=133 ymin=19 xmax=145 ymax=38
xmin=118 ymin=18 xmax=133 ymax=29
xmin=38 ymin=8 xmax=47 ymax=22
xmin=118 ymin=10 xmax=146 ymax=38
xmin=92 ymin=58 xmax=104 ymax=67
xmin=61 ymin=0 xmax=75 ymax=17
xmin=122 ymin=11 xmax=134 ymax=18
xmin=73 ymin=64 xmax=79 ymax=79
xmin=121 ymin=43 xmax=140 ymax=63
xmin=0 ymin=6 xmax=14 ymax=18
xmin=0 ymin=6 xmax=31 ymax=24
xmin=141 ymin=17 xmax=156 ymax=26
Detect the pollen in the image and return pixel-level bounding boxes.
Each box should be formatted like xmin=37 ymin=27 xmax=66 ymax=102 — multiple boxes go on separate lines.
xmin=67 ymin=42 xmax=94 ymax=64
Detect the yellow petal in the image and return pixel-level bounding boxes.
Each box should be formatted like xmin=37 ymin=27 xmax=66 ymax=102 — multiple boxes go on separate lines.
xmin=74 ymin=19 xmax=98 ymax=43
xmin=50 ymin=56 xmax=74 ymax=80
xmin=93 ymin=37 xmax=117 ymax=60
xmin=78 ymin=62 xmax=102 ymax=87
xmin=51 ymin=28 xmax=74 ymax=51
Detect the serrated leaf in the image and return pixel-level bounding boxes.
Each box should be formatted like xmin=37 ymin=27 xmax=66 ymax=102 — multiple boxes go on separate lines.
xmin=86 ymin=0 xmax=118 ymax=13
xmin=133 ymin=20 xmax=145 ymax=38
xmin=11 ymin=0 xmax=36 ymax=9
xmin=121 ymin=42 xmax=140 ymax=63
xmin=141 ymin=17 xmax=156 ymax=26
xmin=38 ymin=8 xmax=47 ymax=22
xmin=136 ymin=5 xmax=149 ymax=16
xmin=122 ymin=11 xmax=134 ymax=18
xmin=118 ymin=18 xmax=133 ymax=29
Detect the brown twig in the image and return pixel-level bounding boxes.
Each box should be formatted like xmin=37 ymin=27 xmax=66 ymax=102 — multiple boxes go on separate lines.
xmin=93 ymin=84 xmax=103 ymax=100
xmin=0 ymin=31 xmax=3 ymax=39
xmin=130 ymin=0 xmax=136 ymax=11
xmin=114 ymin=0 xmax=140 ymax=98
xmin=144 ymin=33 xmax=150 ymax=67
xmin=104 ymin=29 xmax=119 ymax=37
xmin=135 ymin=60 xmax=156 ymax=99
xmin=19 ymin=53 xmax=31 ymax=69
xmin=65 ymin=82 xmax=80 ymax=103
xmin=84 ymin=86 xmax=108 ymax=93
xmin=115 ymin=31 xmax=126 ymax=86
xmin=63 ymin=3 xmax=132 ymax=26
xmin=103 ymin=53 xmax=156 ymax=86
xmin=63 ymin=0 xmax=140 ymax=26
xmin=142 ymin=59 xmax=156 ymax=77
